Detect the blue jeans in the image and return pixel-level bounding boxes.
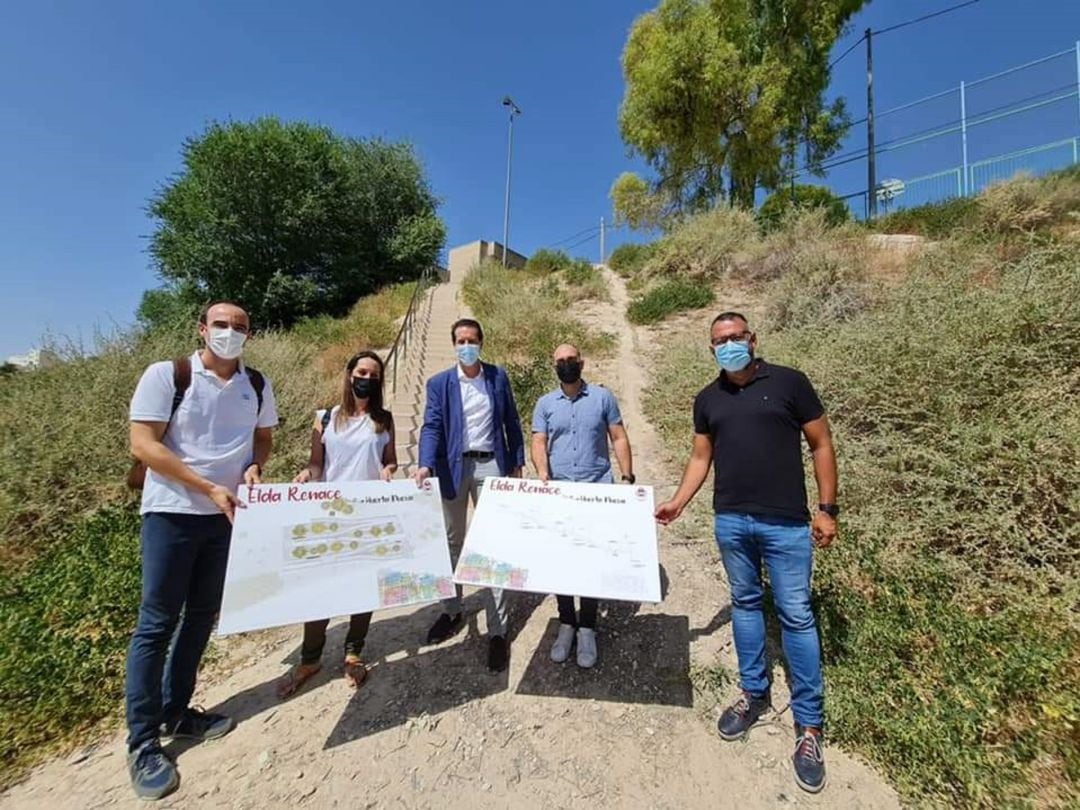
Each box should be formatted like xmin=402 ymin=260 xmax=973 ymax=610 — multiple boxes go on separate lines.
xmin=125 ymin=512 xmax=232 ymax=751
xmin=714 ymin=512 xmax=823 ymax=728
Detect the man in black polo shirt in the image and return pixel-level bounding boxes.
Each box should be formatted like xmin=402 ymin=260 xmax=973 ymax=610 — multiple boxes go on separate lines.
xmin=655 ymin=311 xmax=838 ymax=794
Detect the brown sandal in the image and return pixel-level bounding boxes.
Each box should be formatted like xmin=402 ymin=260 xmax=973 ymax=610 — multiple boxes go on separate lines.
xmin=344 ymin=655 xmax=368 ymax=689
xmin=275 ymin=662 xmax=322 ymax=699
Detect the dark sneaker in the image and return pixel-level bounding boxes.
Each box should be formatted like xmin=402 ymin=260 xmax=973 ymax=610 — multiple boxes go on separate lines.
xmin=162 ymin=706 xmax=235 ymax=742
xmin=792 ymin=725 xmax=827 ymax=793
xmin=487 ymin=635 xmax=508 ymax=672
xmin=426 ymin=612 xmax=464 ymax=644
xmin=127 ymin=742 xmax=178 ymax=801
xmin=717 ymin=690 xmax=771 ymax=741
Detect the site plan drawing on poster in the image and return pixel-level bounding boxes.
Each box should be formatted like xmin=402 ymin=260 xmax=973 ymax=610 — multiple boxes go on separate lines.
xmin=454 ymin=477 xmax=661 ymax=603
xmin=218 ymin=479 xmax=454 ymax=635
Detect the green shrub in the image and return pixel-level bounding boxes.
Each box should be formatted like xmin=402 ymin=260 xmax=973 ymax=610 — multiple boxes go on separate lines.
xmin=627 ymin=277 xmax=715 ymax=324
xmin=976 ymin=171 xmax=1080 ymax=237
xmin=646 ymin=217 xmax=1080 ymax=804
xmin=0 ymin=282 xmax=415 ymax=781
xmin=559 ymin=259 xmax=610 ymax=302
xmin=648 ymin=207 xmax=759 ymax=280
xmin=0 ymin=507 xmax=142 ymax=782
xmin=608 ymin=242 xmax=659 ymax=278
xmin=525 ymin=248 xmax=572 ymax=275
xmin=759 ymin=211 xmax=873 ymax=329
xmin=757 ymin=184 xmax=849 ymax=233
xmin=870 ymin=168 xmax=1080 ymax=240
xmin=871 ymin=196 xmax=980 ymax=239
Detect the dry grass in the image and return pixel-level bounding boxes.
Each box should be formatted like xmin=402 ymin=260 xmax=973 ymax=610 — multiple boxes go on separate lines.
xmin=0 ymin=282 xmax=414 ymax=782
xmin=643 ymin=171 xmax=1080 ymax=806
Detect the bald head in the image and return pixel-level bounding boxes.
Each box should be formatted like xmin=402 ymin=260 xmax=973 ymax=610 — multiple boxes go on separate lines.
xmin=553 ymin=343 xmax=584 ymax=386
xmin=553 ymin=343 xmax=581 ymax=363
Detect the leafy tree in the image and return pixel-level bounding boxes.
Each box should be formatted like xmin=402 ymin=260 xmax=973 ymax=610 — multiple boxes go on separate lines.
xmin=136 ymin=281 xmax=203 ymax=331
xmin=147 ymin=118 xmax=445 ymax=328
xmin=758 ymin=184 xmax=850 ymax=231
xmin=610 ymin=172 xmax=669 ymax=230
xmin=617 ymin=0 xmax=866 ymax=212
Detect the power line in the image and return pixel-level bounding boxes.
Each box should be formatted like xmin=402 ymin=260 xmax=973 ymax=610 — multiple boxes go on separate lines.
xmin=829 ymin=34 xmax=865 ymax=70
xmin=547 ymin=225 xmax=599 ymax=248
xmin=829 ymin=1 xmax=982 ymax=71
xmin=873 ymin=0 xmax=981 ymax=36
xmin=564 ymin=231 xmax=599 ymax=252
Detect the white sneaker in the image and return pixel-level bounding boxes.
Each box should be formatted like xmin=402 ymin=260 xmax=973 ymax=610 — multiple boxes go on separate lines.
xmin=576 ymin=628 xmax=598 ymax=668
xmin=550 ymin=623 xmax=576 ymax=663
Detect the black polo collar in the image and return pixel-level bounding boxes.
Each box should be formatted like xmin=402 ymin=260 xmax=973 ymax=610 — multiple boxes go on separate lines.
xmin=719 ymin=358 xmax=770 ymax=390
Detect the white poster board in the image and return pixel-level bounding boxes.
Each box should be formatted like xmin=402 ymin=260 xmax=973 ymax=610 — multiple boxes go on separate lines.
xmin=453 ymin=478 xmax=661 ymax=603
xmin=218 ymin=480 xmax=454 ymax=635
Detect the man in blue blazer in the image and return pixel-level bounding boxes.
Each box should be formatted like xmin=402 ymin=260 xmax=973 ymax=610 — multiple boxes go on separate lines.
xmin=413 ymin=317 xmax=525 ymax=671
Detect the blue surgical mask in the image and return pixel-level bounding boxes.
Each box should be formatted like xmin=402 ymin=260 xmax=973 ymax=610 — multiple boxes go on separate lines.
xmin=714 ymin=340 xmax=752 ymax=373
xmin=456 ymin=344 xmax=481 ymax=366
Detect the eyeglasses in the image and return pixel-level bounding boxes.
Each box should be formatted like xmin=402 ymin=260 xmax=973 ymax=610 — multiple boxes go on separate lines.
xmin=710 ymin=331 xmax=751 ymax=347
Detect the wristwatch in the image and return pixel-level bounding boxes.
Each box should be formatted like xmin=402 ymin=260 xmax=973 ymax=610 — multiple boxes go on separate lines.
xmin=622 ymin=474 xmax=636 ymax=484
xmin=818 ymin=503 xmax=840 ymax=518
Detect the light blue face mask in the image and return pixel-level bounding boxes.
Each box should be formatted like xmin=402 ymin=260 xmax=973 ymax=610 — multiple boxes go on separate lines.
xmin=714 ymin=340 xmax=752 ymax=373
xmin=456 ymin=343 xmax=481 ymax=366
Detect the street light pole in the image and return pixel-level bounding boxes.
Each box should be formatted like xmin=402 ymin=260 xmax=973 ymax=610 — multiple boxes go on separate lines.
xmin=501 ymin=96 xmax=521 ymax=266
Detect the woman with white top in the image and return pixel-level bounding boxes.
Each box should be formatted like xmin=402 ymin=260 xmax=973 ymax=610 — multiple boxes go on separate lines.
xmin=276 ymin=350 xmax=397 ymax=698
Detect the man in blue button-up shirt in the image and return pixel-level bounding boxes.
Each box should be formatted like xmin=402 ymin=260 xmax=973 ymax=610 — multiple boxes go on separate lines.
xmin=530 ymin=343 xmax=634 ymax=669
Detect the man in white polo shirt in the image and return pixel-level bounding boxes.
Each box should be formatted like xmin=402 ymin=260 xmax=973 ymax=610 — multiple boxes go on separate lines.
xmin=124 ymin=301 xmax=278 ymax=801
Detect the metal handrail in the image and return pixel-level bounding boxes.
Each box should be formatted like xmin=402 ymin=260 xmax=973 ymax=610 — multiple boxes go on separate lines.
xmin=386 ymin=265 xmax=437 ymax=394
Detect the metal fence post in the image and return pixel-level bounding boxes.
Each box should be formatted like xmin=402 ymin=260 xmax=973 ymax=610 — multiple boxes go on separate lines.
xmin=1075 ymin=41 xmax=1080 ymax=135
xmin=960 ymin=80 xmax=969 ymax=196
xmin=866 ymin=28 xmax=877 ymax=218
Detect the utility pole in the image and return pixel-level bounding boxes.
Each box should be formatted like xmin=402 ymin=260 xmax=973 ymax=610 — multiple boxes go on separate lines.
xmin=599 ymin=217 xmax=605 ymax=265
xmin=501 ymin=96 xmax=521 ymax=266
xmin=866 ymin=27 xmax=877 ymax=218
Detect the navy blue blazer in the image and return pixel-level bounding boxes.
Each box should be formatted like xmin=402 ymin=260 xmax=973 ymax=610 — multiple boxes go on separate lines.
xmin=418 ymin=362 xmax=525 ymax=500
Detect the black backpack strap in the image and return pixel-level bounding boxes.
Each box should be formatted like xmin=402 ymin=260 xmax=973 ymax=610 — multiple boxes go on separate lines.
xmin=320 ymin=407 xmax=333 ymax=434
xmin=245 ymin=367 xmax=265 ymax=414
xmin=169 ymin=357 xmax=192 ymax=420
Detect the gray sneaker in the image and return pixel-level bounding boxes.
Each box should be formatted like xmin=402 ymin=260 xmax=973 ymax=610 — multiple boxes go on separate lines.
xmin=127 ymin=742 xmax=178 ymax=801
xmin=550 ymin=623 xmax=576 ymax=663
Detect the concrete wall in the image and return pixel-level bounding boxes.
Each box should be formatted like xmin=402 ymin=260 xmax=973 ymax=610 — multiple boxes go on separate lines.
xmin=447 ymin=240 xmax=527 ymax=282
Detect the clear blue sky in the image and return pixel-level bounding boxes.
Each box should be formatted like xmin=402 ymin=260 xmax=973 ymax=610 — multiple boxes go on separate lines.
xmin=2 ymin=0 xmax=1078 ymax=359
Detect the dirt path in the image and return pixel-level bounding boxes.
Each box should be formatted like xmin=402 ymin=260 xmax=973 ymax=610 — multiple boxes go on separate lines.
xmin=2 ymin=270 xmax=897 ymax=809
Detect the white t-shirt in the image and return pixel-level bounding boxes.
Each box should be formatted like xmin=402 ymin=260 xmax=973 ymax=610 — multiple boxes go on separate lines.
xmin=130 ymin=352 xmax=279 ymax=515
xmin=319 ymin=407 xmax=391 ymax=482
xmin=458 ymin=365 xmax=494 ymax=452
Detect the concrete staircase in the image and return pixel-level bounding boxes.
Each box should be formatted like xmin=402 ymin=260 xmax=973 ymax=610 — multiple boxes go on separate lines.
xmin=386 ymin=280 xmax=474 ymax=474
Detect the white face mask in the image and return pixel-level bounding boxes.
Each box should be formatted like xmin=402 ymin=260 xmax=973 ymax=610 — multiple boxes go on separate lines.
xmin=208 ymin=327 xmax=247 ymax=360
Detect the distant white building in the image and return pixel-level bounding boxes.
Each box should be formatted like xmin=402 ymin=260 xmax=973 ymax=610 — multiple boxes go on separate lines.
xmin=5 ymin=349 xmax=58 ymax=369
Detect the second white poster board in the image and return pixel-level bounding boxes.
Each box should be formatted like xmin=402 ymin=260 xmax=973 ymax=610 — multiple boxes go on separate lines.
xmin=453 ymin=477 xmax=661 ymax=603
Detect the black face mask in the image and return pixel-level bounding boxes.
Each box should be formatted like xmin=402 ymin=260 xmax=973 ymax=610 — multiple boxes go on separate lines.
xmin=555 ymin=360 xmax=582 ymax=384
xmin=352 ymin=377 xmax=379 ymax=399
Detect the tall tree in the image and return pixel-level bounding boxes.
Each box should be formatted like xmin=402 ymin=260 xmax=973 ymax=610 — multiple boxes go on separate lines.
xmin=145 ymin=118 xmax=445 ymax=328
xmin=615 ymin=0 xmax=866 ymax=214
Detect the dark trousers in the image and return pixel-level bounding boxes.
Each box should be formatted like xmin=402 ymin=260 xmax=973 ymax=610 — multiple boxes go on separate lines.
xmin=125 ymin=512 xmax=232 ymax=752
xmin=301 ymin=613 xmax=373 ymax=665
xmin=557 ymin=595 xmax=598 ymax=630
